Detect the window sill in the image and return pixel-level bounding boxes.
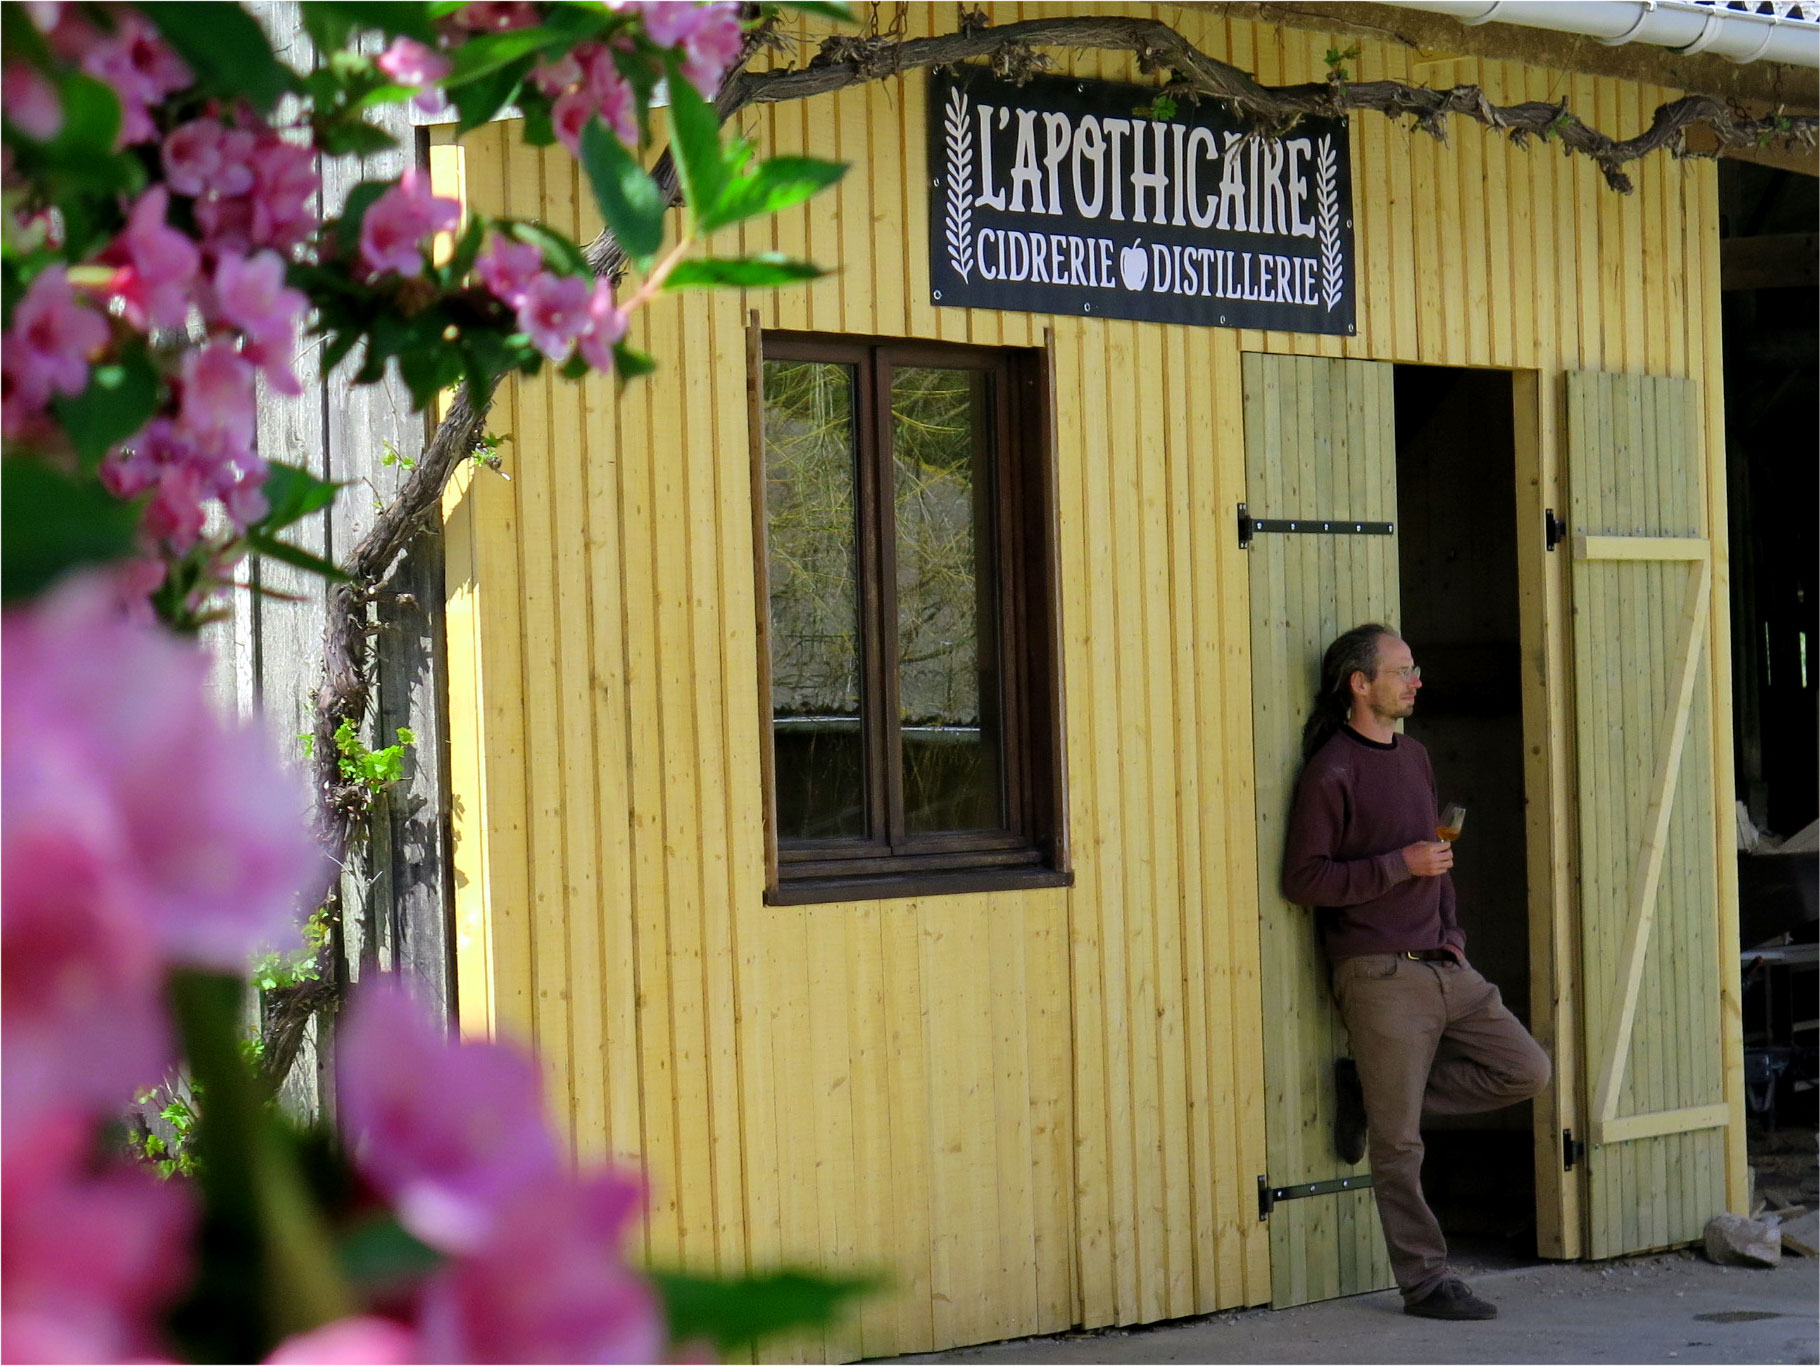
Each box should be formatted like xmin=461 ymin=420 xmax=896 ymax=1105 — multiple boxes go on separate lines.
xmin=764 ymin=866 xmax=1074 ymax=906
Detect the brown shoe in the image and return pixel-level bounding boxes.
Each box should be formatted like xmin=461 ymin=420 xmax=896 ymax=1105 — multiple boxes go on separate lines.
xmin=1334 ymin=1058 xmax=1367 ymax=1165
xmin=1404 ymin=1278 xmax=1498 ymax=1321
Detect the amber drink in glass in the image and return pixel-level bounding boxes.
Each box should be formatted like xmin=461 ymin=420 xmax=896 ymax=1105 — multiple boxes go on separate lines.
xmin=1437 ymin=803 xmax=1466 ymax=843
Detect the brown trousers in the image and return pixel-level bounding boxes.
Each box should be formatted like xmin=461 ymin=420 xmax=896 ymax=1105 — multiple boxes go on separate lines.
xmin=1332 ymin=954 xmax=1552 ymax=1300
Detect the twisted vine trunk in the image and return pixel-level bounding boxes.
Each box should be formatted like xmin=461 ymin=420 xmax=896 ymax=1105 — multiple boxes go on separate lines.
xmin=260 ymin=8 xmax=1816 ymax=1087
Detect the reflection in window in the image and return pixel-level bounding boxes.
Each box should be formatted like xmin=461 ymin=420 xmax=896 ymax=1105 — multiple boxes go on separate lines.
xmin=892 ymin=367 xmax=1003 ymax=832
xmin=764 ymin=359 xmax=865 ymax=839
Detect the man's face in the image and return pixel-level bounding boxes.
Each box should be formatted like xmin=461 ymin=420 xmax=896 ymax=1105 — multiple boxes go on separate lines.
xmin=1355 ymin=635 xmax=1421 ymax=721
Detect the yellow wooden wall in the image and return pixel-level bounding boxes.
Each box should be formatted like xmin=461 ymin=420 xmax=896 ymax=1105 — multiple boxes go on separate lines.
xmin=439 ymin=4 xmax=1743 ymax=1358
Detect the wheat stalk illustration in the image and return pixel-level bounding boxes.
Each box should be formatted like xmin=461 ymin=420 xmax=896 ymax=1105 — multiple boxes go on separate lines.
xmin=1316 ymin=134 xmax=1344 ymax=313
xmin=944 ymin=86 xmax=974 ymax=282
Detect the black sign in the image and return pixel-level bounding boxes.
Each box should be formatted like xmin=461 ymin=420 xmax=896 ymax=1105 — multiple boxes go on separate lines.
xmin=928 ymin=69 xmax=1356 ymax=334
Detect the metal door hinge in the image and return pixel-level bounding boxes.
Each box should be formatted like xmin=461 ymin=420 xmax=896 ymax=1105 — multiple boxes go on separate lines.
xmin=1258 ymin=1172 xmax=1374 ymax=1220
xmin=1545 ymin=508 xmax=1566 ymax=552
xmin=1562 ymin=1128 xmax=1585 ymax=1171
xmin=1238 ymin=501 xmax=1394 ymax=551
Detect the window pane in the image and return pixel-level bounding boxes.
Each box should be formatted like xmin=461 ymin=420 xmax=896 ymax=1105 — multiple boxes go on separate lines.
xmin=891 ymin=366 xmax=1004 ymax=833
xmin=765 ymin=359 xmax=866 ymax=839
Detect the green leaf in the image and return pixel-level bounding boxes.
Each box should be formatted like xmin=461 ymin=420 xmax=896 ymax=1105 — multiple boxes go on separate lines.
xmin=315 ymin=119 xmax=401 ymax=158
xmin=450 ymin=60 xmax=525 ymax=134
xmin=701 ymin=155 xmax=846 ymax=235
xmin=336 ymin=1216 xmax=443 ymax=1292
xmin=771 ymin=1 xmax=856 ymax=18
xmin=443 ymin=26 xmax=555 ymax=89
xmin=652 ymin=1270 xmax=875 ymax=1353
xmin=579 ymin=119 xmax=666 ymax=264
xmin=665 ymin=71 xmax=730 ymax=233
xmin=444 ymin=213 xmax=488 ymax=283
xmin=245 ymin=531 xmax=350 ymax=582
xmin=1 ymin=459 xmax=141 ymax=603
xmin=663 ymin=255 xmax=824 ymax=290
xmin=50 ymin=348 xmax=160 ymax=472
xmin=252 ymin=461 xmax=339 ymax=534
xmin=138 ymin=3 xmax=293 ymax=113
xmin=306 ymin=1 xmax=439 ymax=46
xmin=506 ymin=220 xmax=591 ymax=278
xmin=613 ymin=341 xmax=657 ymax=380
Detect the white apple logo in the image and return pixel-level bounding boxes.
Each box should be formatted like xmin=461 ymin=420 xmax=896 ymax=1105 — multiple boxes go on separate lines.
xmin=1119 ymin=240 xmax=1148 ymax=292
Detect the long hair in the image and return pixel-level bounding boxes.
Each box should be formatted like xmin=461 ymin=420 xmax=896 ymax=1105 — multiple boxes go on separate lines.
xmin=1301 ymin=623 xmax=1393 ymax=760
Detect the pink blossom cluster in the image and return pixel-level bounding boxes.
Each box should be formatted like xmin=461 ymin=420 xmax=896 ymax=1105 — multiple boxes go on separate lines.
xmin=2 ymin=577 xmax=322 ymax=1362
xmin=359 ymin=168 xmax=462 ymax=280
xmin=376 ymin=37 xmax=451 ymax=115
xmin=267 ymin=978 xmax=664 ymax=1363
xmin=2 ymin=577 xmax=322 ymax=1131
xmin=474 ymin=235 xmax=627 ymax=364
xmin=636 ymin=0 xmax=744 ymax=99
xmin=40 ymin=4 xmax=191 ymax=145
xmin=531 ymin=41 xmax=638 ymax=155
xmin=162 ymin=115 xmax=319 ymax=258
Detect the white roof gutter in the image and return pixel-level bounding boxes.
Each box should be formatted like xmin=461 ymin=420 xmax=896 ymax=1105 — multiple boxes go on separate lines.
xmin=1380 ymin=1 xmax=1820 ymax=68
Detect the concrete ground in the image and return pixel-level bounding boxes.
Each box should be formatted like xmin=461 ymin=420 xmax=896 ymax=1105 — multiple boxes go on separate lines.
xmin=893 ymin=1251 xmax=1818 ymax=1365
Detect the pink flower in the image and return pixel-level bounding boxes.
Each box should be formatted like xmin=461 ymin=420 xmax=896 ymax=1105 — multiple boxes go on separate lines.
xmin=416 ymin=1172 xmax=663 ymax=1365
xmin=222 ymin=473 xmax=270 ymax=530
xmin=515 ymin=271 xmax=592 ymax=361
xmin=110 ymin=186 xmax=200 ymax=331
xmin=474 ymin=235 xmax=544 ymax=308
xmin=213 ymin=250 xmax=307 ymax=390
xmin=3 ymin=60 xmax=62 ymax=141
xmin=552 ymin=89 xmax=598 ymax=156
xmin=69 ymin=9 xmax=191 ymax=144
xmin=578 ymin=278 xmax=628 ymax=371
xmin=266 ymin=1316 xmax=420 ymax=1364
xmin=1 ymin=1113 xmax=195 ymax=1364
xmin=581 ymin=46 xmax=638 ymax=144
xmin=247 ymin=136 xmax=317 ymax=251
xmin=456 ymin=1 xmax=539 ymax=31
xmin=161 ymin=118 xmax=224 ymax=197
xmin=359 ymin=168 xmax=460 ymax=278
xmin=0 ymin=820 xmax=170 ymax=1134
xmin=1 ymin=574 xmax=322 ymax=971
xmin=377 ymin=35 xmax=451 ymax=88
xmin=529 ymin=51 xmax=582 ymax=98
xmin=339 ymin=976 xmax=563 ymax=1254
xmin=8 ymin=266 xmax=106 ymax=400
xmin=636 ymin=1 xmax=709 ymax=49
xmin=178 ymin=342 xmax=257 ymax=456
xmin=142 ymin=463 xmax=208 ymax=553
xmin=680 ymin=3 xmax=743 ymax=97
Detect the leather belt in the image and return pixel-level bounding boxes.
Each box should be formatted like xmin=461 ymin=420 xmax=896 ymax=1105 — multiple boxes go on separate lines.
xmin=1399 ymin=949 xmax=1453 ymax=962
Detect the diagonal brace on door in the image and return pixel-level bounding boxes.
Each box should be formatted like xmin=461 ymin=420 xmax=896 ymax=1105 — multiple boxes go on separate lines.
xmin=1580 ymin=537 xmax=1724 ymax=1146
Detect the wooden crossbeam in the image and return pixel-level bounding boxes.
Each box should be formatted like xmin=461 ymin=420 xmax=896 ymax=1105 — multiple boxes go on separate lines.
xmin=1574 ymin=533 xmax=1708 ymax=562
xmin=1591 ymin=553 xmax=1714 ymax=1134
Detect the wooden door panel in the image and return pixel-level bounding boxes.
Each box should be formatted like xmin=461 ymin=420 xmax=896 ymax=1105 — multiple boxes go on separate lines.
xmin=1244 ymin=353 xmax=1397 ymax=1307
xmin=1566 ymin=373 xmax=1729 ymax=1260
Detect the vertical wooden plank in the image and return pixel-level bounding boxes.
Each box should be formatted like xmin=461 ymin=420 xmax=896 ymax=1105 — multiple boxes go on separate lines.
xmin=1457 ymin=63 xmax=1491 ymax=366
xmin=1215 ymin=338 xmax=1271 ymax=1309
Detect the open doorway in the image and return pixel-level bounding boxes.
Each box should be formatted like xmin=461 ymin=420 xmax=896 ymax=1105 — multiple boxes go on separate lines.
xmin=1393 ymin=365 xmax=1540 ymax=1267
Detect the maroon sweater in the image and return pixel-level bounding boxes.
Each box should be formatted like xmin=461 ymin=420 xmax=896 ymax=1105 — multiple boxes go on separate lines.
xmin=1281 ymin=726 xmax=1464 ymax=962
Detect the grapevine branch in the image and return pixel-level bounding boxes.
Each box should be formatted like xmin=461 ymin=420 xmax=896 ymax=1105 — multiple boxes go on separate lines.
xmin=265 ymin=8 xmax=1816 ymax=1085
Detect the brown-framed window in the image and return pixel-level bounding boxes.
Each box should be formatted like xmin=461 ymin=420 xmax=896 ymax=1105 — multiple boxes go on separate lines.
xmin=754 ymin=332 xmax=1068 ymax=904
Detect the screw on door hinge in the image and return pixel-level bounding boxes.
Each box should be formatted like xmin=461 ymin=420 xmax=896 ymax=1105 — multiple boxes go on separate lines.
xmin=1545 ymin=508 xmax=1566 ymax=552
xmin=1563 ymin=1128 xmax=1585 ymax=1171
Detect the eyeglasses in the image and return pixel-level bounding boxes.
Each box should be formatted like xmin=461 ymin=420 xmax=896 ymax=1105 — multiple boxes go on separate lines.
xmin=1381 ymin=666 xmax=1421 ymax=682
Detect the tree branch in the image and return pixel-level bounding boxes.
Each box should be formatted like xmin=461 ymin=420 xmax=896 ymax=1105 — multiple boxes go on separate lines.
xmin=262 ymin=7 xmax=1815 ymax=1086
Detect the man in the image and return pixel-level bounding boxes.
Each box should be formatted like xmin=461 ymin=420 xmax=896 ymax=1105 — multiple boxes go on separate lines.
xmin=1282 ymin=623 xmax=1551 ymax=1322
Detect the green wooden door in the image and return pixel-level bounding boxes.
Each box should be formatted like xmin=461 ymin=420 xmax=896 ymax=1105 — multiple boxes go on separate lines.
xmin=1244 ymin=353 xmax=1398 ymax=1307
xmin=1566 ymin=372 xmax=1731 ymax=1259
